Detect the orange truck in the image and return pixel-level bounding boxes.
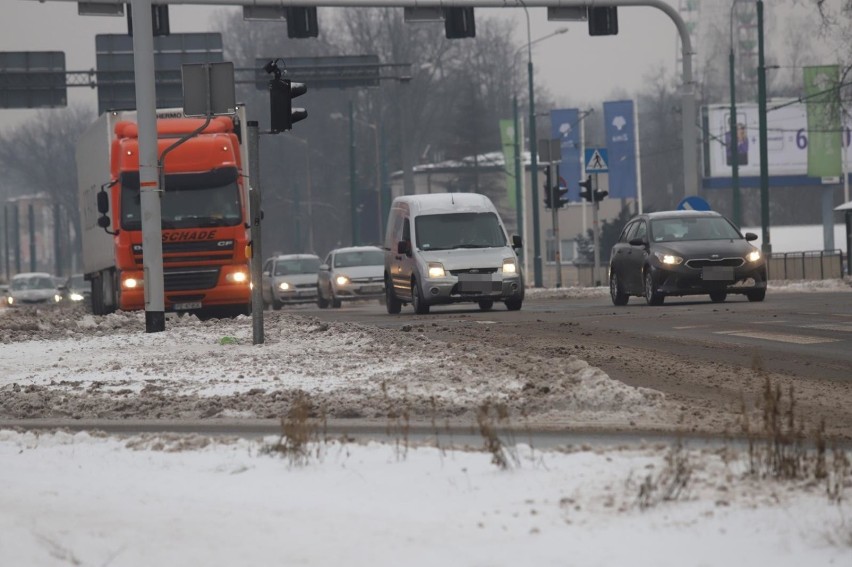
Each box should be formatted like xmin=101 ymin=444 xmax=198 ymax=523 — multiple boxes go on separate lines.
xmin=76 ymin=106 xmax=252 ymax=317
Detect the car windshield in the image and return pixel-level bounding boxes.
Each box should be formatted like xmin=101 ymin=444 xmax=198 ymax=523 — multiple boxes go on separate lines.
xmin=650 ymin=217 xmax=741 ymax=243
xmin=274 ymin=258 xmax=320 ymax=276
xmin=11 ymin=276 xmax=56 ymax=291
xmin=333 ymin=250 xmax=384 ymax=268
xmin=415 ymin=212 xmax=507 ymax=250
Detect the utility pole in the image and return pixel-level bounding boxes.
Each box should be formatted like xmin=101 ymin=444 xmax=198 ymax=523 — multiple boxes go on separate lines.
xmin=550 ymin=163 xmax=562 ymax=288
xmin=757 ymin=0 xmax=771 ymax=255
xmin=728 ymin=0 xmax=742 ymax=227
xmin=248 ymin=121 xmax=264 ymax=345
xmin=592 ymin=174 xmax=601 ymax=286
xmin=348 ymin=98 xmax=358 ymax=246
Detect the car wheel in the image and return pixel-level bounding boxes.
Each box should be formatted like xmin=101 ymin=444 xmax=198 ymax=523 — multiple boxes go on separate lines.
xmin=746 ymin=289 xmax=766 ymax=302
xmin=411 ymin=278 xmax=430 ymax=314
xmin=317 ymin=285 xmax=329 ymax=309
xmin=644 ymin=270 xmax=665 ymax=306
xmin=331 ymin=290 xmax=342 ymax=309
xmin=272 ymin=299 xmax=283 ymax=310
xmin=478 ymin=299 xmax=494 ymax=311
xmin=505 ymin=296 xmax=523 ymax=311
xmin=709 ymin=291 xmax=727 ymax=303
xmin=610 ymin=271 xmax=629 ymax=306
xmin=385 ymin=278 xmax=402 ymax=314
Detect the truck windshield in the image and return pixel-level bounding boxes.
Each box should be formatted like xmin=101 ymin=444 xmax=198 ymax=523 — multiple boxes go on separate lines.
xmin=120 ymin=168 xmax=242 ymax=230
xmin=415 ymin=212 xmax=507 ymax=251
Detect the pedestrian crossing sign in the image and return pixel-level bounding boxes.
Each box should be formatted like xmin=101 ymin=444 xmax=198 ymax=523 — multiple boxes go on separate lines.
xmin=585 ymin=148 xmax=609 ymax=172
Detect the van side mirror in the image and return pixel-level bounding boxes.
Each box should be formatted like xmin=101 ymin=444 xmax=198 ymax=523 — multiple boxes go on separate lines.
xmin=512 ymin=235 xmax=522 ymax=249
xmin=319 ymin=264 xmax=329 ymax=271
xmin=744 ymin=232 xmax=758 ymax=241
xmin=629 ymin=237 xmax=647 ymax=247
xmin=397 ymin=240 xmax=410 ymax=255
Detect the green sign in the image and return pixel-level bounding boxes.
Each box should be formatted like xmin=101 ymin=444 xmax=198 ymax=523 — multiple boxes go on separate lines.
xmin=804 ymin=65 xmax=841 ymax=178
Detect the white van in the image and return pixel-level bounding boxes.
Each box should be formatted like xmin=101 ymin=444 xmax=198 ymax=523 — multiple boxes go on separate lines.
xmin=383 ymin=193 xmax=524 ymax=314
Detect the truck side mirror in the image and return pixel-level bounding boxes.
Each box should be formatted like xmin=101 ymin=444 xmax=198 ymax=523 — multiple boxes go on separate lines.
xmin=97 ymin=216 xmax=111 ymax=229
xmin=97 ymin=190 xmax=109 ymax=214
xmin=512 ymin=235 xmax=522 ymax=249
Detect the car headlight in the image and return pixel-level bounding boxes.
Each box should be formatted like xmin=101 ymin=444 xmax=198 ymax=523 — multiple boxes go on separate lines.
xmin=502 ymin=258 xmax=517 ymax=274
xmin=654 ymin=251 xmax=683 ymax=265
xmin=226 ymin=270 xmax=248 ymax=284
xmin=6 ymin=297 xmax=12 ymax=306
xmin=54 ymin=294 xmax=63 ymax=303
xmin=427 ymin=262 xmax=446 ymax=278
xmin=335 ymin=275 xmax=350 ymax=286
xmin=278 ymin=282 xmax=291 ymax=291
xmin=747 ymin=249 xmax=761 ymax=262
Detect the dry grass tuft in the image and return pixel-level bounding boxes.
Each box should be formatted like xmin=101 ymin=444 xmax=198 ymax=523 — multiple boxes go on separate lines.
xmin=636 ymin=441 xmax=692 ymax=510
xmin=264 ymin=391 xmax=327 ymax=466
xmin=476 ymin=400 xmax=518 ymax=470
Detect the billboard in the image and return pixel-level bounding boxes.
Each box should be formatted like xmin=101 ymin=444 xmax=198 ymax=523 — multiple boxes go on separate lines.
xmin=704 ymin=101 xmax=852 ymax=179
xmin=603 ymin=100 xmax=638 ymax=199
xmin=549 ymin=108 xmax=582 ymax=202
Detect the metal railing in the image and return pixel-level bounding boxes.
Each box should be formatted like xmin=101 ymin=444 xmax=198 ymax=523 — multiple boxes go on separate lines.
xmin=767 ymin=250 xmax=844 ymax=281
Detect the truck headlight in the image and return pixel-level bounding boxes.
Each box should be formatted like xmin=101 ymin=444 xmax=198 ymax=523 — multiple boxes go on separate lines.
xmin=747 ymin=249 xmax=761 ymax=262
xmin=427 ymin=262 xmax=445 ymax=278
xmin=226 ymin=271 xmax=248 ymax=283
xmin=502 ymin=258 xmax=517 ymax=274
xmin=335 ymin=275 xmax=350 ymax=286
xmin=122 ymin=277 xmax=141 ymax=289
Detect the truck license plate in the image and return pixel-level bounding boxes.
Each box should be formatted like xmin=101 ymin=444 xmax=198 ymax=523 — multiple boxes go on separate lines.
xmin=174 ymin=302 xmax=202 ymax=310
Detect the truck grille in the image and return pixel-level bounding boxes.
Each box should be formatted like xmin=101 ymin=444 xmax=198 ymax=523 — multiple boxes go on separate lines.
xmin=133 ymin=240 xmax=235 ymax=266
xmin=164 ymin=268 xmax=220 ymax=291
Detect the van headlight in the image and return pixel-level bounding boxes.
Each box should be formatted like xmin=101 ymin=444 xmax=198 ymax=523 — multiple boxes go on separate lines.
xmin=69 ymin=292 xmax=85 ymax=302
xmin=502 ymin=258 xmax=517 ymax=274
xmin=747 ymin=249 xmax=761 ymax=262
xmin=278 ymin=282 xmax=291 ymax=291
xmin=427 ymin=262 xmax=446 ymax=278
xmin=335 ymin=275 xmax=350 ymax=286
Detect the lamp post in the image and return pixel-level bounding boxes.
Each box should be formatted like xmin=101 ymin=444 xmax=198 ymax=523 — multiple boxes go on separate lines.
xmin=331 ymin=109 xmax=382 ymax=245
xmin=729 ymin=0 xmax=742 ymax=227
xmin=517 ymin=12 xmax=568 ymax=287
xmin=757 ymin=0 xmax=771 ymax=255
xmin=284 ymin=134 xmax=314 ymax=253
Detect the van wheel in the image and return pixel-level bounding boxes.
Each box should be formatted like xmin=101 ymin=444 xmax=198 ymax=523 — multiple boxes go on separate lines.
xmin=505 ymin=297 xmax=523 ymax=311
xmin=317 ymin=286 xmax=329 ymax=309
xmin=331 ymin=294 xmax=342 ymax=308
xmin=478 ymin=300 xmax=493 ymax=311
xmin=272 ymin=299 xmax=283 ymax=310
xmin=709 ymin=291 xmax=727 ymax=303
xmin=747 ymin=289 xmax=766 ymax=302
xmin=411 ymin=278 xmax=430 ymax=314
xmin=385 ymin=278 xmax=402 ymax=314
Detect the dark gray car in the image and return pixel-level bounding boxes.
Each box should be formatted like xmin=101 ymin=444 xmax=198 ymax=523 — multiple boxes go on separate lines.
xmin=608 ymin=210 xmax=767 ymax=306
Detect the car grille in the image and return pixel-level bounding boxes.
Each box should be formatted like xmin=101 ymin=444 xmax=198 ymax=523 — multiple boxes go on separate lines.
xmin=350 ymin=276 xmax=383 ymax=284
xmin=164 ymin=268 xmax=220 ymax=291
xmin=685 ymin=258 xmax=744 ymax=269
xmin=293 ymin=283 xmax=315 ymax=290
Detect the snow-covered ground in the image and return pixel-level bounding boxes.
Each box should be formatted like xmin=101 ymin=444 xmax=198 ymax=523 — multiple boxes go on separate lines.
xmin=1 ymin=279 xmax=850 ymax=565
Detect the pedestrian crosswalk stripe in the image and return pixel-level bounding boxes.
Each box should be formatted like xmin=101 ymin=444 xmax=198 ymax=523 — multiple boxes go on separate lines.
xmin=714 ymin=330 xmax=839 ymax=344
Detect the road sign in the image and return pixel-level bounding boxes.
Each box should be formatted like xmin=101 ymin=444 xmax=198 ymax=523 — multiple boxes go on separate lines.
xmin=0 ymin=51 xmax=67 ymax=109
xmin=255 ymin=55 xmax=380 ymax=89
xmin=585 ymin=148 xmax=609 ymax=172
xmin=676 ymin=196 xmax=712 ymax=211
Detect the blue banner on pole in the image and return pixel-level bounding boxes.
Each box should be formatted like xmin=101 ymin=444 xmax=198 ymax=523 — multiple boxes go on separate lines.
xmin=603 ymin=100 xmax=638 ymax=199
xmin=550 ymin=108 xmax=581 ymax=202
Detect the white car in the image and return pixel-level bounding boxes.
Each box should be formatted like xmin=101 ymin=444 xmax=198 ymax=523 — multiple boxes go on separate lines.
xmin=261 ymin=254 xmax=321 ymax=309
xmin=6 ymin=272 xmax=64 ymax=307
xmin=317 ymin=246 xmax=385 ymax=308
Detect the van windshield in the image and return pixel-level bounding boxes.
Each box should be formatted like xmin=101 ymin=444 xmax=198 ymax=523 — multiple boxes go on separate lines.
xmin=415 ymin=212 xmax=507 ymax=250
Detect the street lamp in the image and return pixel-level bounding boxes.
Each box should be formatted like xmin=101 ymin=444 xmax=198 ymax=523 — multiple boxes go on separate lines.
xmin=515 ymin=14 xmax=569 ymax=287
xmin=729 ymin=0 xmax=742 ymax=227
xmin=284 ymin=134 xmax=314 ymax=253
xmin=331 ymin=108 xmax=382 ymax=245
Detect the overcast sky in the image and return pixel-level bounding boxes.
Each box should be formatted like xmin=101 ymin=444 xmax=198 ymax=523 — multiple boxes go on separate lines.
xmin=0 ymin=1 xmax=686 ymax=130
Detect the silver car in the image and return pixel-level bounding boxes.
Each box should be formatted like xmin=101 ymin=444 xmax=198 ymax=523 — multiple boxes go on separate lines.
xmin=261 ymin=254 xmax=321 ymax=309
xmin=6 ymin=272 xmax=64 ymax=307
xmin=317 ymin=246 xmax=385 ymax=308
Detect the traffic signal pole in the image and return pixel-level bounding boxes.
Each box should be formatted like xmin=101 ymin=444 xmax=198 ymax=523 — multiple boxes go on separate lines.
xmin=550 ymin=163 xmax=562 ymax=288
xmin=592 ymin=174 xmax=601 ymax=286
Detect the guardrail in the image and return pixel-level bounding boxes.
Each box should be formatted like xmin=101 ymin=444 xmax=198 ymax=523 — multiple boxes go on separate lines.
xmin=767 ymin=250 xmax=844 ymax=280
xmin=572 ymin=249 xmax=846 ymax=287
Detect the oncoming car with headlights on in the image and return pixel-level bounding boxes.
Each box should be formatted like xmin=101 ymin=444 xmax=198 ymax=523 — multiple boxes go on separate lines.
xmin=608 ymin=210 xmax=767 ymax=306
xmin=317 ymin=246 xmax=385 ymax=308
xmin=261 ymin=254 xmax=321 ymax=309
xmin=6 ymin=272 xmax=65 ymax=307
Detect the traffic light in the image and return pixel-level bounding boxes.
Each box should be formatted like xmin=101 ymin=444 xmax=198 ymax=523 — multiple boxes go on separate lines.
xmin=543 ymin=167 xmax=553 ymax=209
xmin=270 ymin=77 xmax=308 ymax=132
xmin=445 ymin=7 xmax=476 ymax=39
xmin=588 ymin=7 xmax=618 ymax=36
xmin=594 ymin=189 xmax=609 ymax=202
xmin=555 ymin=185 xmax=570 ymax=209
xmin=287 ymin=7 xmax=319 ymax=38
xmin=579 ymin=176 xmax=593 ymax=202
